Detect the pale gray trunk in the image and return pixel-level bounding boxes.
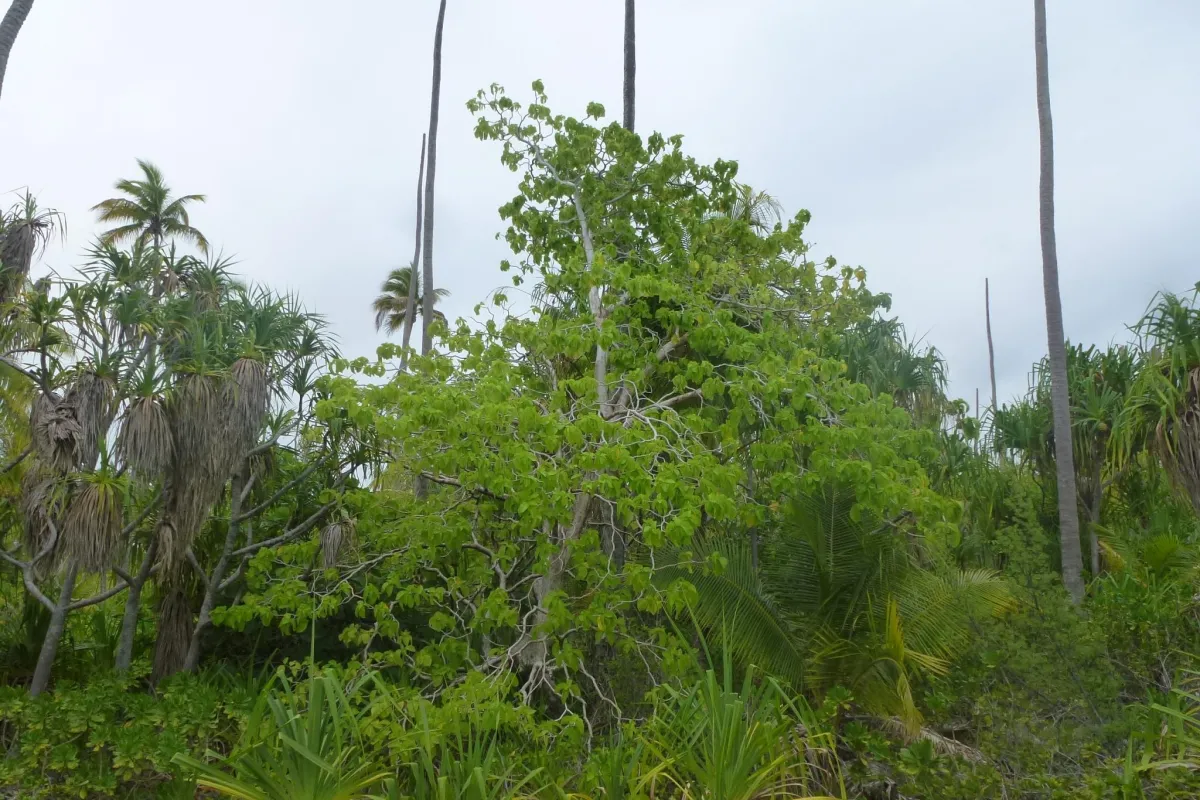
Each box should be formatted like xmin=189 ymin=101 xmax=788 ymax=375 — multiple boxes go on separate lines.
xmin=29 ymin=560 xmax=78 ymax=696
xmin=420 ymin=0 xmax=447 ymax=357
xmin=623 ymin=0 xmax=636 ymax=132
xmin=517 ymin=493 xmax=590 ymax=668
xmin=985 ymin=278 xmax=1004 ymax=464
xmin=184 ymin=468 xmax=247 ymax=672
xmin=115 ymin=539 xmax=158 ymax=673
xmin=399 ymin=134 xmax=427 ymax=371
xmin=1034 ymin=0 xmax=1084 ymax=603
xmin=0 ymin=0 xmax=34 ymax=103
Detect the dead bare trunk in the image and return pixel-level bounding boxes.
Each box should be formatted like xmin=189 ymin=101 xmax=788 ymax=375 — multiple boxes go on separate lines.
xmin=420 ymin=0 xmax=447 ymax=357
xmin=0 ymin=0 xmax=35 ymax=103
xmin=985 ymin=278 xmax=1004 ymax=464
xmin=399 ymin=134 xmax=427 ymax=371
xmin=29 ymin=559 xmax=78 ymax=697
xmin=623 ymin=0 xmax=636 ymax=132
xmin=1034 ymin=0 xmax=1084 ymax=603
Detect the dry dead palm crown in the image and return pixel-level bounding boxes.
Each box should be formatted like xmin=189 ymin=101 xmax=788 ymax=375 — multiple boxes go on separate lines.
xmin=91 ymin=159 xmax=210 ymax=255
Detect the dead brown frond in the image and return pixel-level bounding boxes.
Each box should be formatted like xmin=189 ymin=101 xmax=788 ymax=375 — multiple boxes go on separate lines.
xmin=20 ymin=461 xmax=64 ymax=571
xmin=31 ymin=391 xmax=81 ymax=474
xmin=230 ymin=357 xmax=268 ymax=453
xmin=320 ymin=519 xmax=357 ymax=569
xmin=875 ymin=717 xmax=986 ymax=763
xmin=65 ymin=372 xmax=117 ymax=469
xmin=162 ymin=374 xmax=232 ymax=564
xmin=152 ymin=579 xmax=194 ymax=683
xmin=61 ymin=479 xmax=124 ymax=573
xmin=116 ymin=395 xmax=173 ymax=478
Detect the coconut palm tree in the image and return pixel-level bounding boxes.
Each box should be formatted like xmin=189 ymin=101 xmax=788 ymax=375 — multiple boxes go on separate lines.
xmin=372 ymin=266 xmax=448 ymax=336
xmin=91 ymin=160 xmax=209 ymax=255
xmin=1033 ymin=0 xmax=1084 ymax=603
xmin=420 ymin=0 xmax=448 ymax=356
xmin=0 ymin=0 xmax=34 ymax=103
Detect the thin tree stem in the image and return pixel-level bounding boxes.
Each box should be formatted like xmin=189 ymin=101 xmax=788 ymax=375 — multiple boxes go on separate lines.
xmin=400 ymin=133 xmax=427 ymax=370
xmin=420 ymin=0 xmax=447 ymax=357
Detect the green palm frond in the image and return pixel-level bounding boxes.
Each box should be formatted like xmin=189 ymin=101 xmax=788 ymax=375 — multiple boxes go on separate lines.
xmin=655 ymin=535 xmax=806 ymax=688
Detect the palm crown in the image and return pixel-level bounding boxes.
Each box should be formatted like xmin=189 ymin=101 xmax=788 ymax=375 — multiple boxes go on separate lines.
xmin=91 ymin=159 xmax=209 ymax=254
xmin=372 ymin=265 xmax=449 ymax=334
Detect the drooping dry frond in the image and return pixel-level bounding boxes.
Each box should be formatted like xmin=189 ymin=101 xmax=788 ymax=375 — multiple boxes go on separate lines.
xmin=31 ymin=390 xmax=82 ymax=474
xmin=61 ymin=478 xmax=124 ymax=573
xmin=152 ymin=582 xmax=194 ymax=684
xmin=320 ymin=519 xmax=357 ymax=569
xmin=230 ymin=357 xmax=268 ymax=453
xmin=162 ymin=375 xmax=232 ymax=564
xmin=65 ymin=372 xmax=116 ymax=469
xmin=116 ymin=396 xmax=173 ymax=478
xmin=20 ymin=461 xmax=64 ymax=571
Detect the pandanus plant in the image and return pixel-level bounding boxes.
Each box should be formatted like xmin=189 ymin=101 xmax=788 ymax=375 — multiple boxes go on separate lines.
xmin=1118 ymin=288 xmax=1200 ymax=514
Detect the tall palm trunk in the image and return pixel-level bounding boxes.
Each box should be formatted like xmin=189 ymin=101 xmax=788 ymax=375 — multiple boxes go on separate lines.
xmin=623 ymin=0 xmax=636 ymax=132
xmin=420 ymin=0 xmax=447 ymax=357
xmin=400 ymin=134 xmax=427 ymax=371
xmin=985 ymin=278 xmax=1004 ymax=464
xmin=1034 ymin=0 xmax=1083 ymax=603
xmin=0 ymin=0 xmax=34 ymax=103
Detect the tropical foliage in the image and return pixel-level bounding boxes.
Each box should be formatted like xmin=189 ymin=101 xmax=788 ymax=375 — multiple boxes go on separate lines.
xmin=1 ymin=91 xmax=1199 ymax=800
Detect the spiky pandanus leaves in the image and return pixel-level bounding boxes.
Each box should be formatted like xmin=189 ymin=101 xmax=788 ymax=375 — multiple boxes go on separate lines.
xmin=1153 ymin=368 xmax=1200 ymax=513
xmin=1119 ymin=292 xmax=1200 ymax=514
xmin=116 ymin=395 xmax=173 ymax=479
xmin=61 ymin=473 xmax=126 ymax=573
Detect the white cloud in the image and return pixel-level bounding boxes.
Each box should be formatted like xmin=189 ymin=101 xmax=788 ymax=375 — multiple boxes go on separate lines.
xmin=2 ymin=0 xmax=1197 ymax=407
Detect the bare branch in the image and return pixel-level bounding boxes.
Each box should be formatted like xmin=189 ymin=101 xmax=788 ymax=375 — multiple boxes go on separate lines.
xmin=235 ymin=460 xmax=322 ymax=522
xmin=1 ymin=445 xmax=31 ymax=474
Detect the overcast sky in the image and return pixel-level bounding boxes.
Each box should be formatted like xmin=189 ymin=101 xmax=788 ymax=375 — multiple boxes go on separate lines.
xmin=3 ymin=0 xmax=1198 ymax=407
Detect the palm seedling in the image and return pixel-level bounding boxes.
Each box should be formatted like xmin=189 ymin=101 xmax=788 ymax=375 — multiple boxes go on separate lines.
xmin=657 ymin=483 xmax=1012 ymax=732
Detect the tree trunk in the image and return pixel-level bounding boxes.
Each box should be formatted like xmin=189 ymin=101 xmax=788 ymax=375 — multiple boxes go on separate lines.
xmin=985 ymin=278 xmax=1004 ymax=464
xmin=399 ymin=134 xmax=427 ymax=371
xmin=184 ymin=469 xmax=247 ymax=672
xmin=29 ymin=559 xmax=78 ymax=697
xmin=1034 ymin=0 xmax=1084 ymax=604
xmin=1086 ymin=444 xmax=1103 ymax=576
xmin=517 ymin=493 xmax=591 ymax=669
xmin=0 ymin=0 xmax=34 ymax=103
xmin=622 ymin=0 xmax=636 ymax=132
xmin=114 ymin=539 xmax=158 ymax=674
xmin=420 ymin=0 xmax=447 ymax=357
